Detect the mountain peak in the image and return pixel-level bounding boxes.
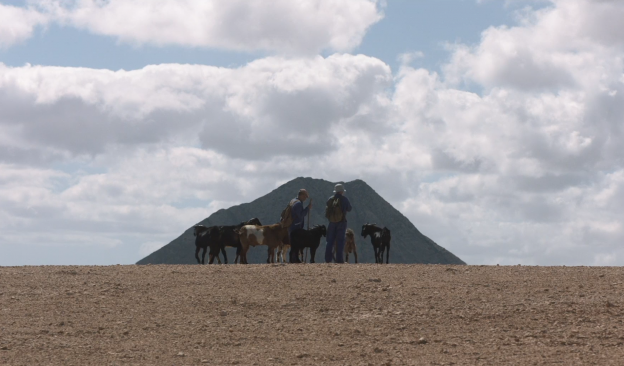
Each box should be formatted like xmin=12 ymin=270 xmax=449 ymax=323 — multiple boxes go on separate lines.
xmin=137 ymin=177 xmax=465 ymax=265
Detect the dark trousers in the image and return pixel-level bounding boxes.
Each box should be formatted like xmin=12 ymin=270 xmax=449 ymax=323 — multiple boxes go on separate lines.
xmin=325 ymin=221 xmax=347 ymax=263
xmin=288 ymin=228 xmax=300 ymax=263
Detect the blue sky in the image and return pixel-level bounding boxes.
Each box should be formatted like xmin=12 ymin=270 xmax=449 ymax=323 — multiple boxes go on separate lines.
xmin=1 ymin=0 xmax=623 ymax=266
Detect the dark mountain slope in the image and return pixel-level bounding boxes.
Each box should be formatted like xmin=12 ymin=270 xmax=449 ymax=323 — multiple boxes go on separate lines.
xmin=137 ymin=177 xmax=465 ymax=265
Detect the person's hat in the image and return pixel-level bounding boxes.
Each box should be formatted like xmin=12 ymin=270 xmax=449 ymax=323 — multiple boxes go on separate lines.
xmin=333 ymin=184 xmax=345 ymax=193
xmin=298 ymin=189 xmax=309 ymax=198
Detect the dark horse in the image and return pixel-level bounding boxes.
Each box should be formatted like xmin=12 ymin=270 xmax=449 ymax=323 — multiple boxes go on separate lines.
xmin=289 ymin=225 xmax=327 ymax=263
xmin=193 ymin=225 xmax=220 ymax=264
xmin=193 ymin=218 xmax=262 ymax=265
xmin=361 ymin=223 xmax=391 ymax=264
xmin=217 ymin=217 xmax=262 ymax=264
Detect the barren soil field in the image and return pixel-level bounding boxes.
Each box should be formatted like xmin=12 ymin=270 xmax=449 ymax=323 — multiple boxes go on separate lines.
xmin=1 ymin=264 xmax=624 ymax=365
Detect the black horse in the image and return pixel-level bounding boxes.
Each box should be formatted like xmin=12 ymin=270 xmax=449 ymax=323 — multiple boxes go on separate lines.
xmin=289 ymin=225 xmax=327 ymax=263
xmin=193 ymin=218 xmax=262 ymax=265
xmin=193 ymin=225 xmax=221 ymax=264
xmin=216 ymin=217 xmax=262 ymax=264
xmin=361 ymin=223 xmax=391 ymax=264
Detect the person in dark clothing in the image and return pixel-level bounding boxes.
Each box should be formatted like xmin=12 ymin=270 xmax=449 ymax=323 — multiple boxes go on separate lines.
xmin=324 ymin=183 xmax=352 ymax=263
xmin=289 ymin=189 xmax=312 ymax=262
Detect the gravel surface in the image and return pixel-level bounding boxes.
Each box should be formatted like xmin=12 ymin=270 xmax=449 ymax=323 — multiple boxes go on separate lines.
xmin=1 ymin=264 xmax=623 ymax=365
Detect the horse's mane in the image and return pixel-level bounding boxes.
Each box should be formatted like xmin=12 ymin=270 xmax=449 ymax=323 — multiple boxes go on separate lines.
xmin=364 ymin=223 xmax=383 ymax=232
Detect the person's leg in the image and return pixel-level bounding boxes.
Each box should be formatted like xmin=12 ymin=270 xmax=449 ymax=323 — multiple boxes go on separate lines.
xmin=288 ymin=229 xmax=299 ymax=263
xmin=335 ymin=222 xmax=347 ymax=264
xmin=325 ymin=222 xmax=337 ymax=263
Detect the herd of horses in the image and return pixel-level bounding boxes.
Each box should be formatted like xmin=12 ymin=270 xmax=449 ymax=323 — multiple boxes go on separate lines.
xmin=193 ymin=218 xmax=392 ymax=265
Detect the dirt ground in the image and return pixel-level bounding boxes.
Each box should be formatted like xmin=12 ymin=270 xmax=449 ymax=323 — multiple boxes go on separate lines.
xmin=1 ymin=264 xmax=623 ymax=365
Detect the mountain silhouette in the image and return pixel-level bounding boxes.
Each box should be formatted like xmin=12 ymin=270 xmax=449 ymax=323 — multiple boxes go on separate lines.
xmin=137 ymin=177 xmax=465 ymax=265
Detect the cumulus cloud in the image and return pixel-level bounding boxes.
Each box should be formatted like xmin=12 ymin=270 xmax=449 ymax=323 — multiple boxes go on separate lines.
xmin=444 ymin=0 xmax=624 ymax=91
xmin=0 ymin=3 xmax=48 ymax=48
xmin=0 ymin=55 xmax=392 ymax=265
xmin=30 ymin=0 xmax=383 ymax=54
xmin=0 ymin=55 xmax=392 ymax=159
xmin=388 ymin=0 xmax=624 ymax=265
xmin=2 ymin=0 xmax=624 ymax=266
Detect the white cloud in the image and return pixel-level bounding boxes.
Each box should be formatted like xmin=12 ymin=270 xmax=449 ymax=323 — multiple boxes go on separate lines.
xmin=0 ymin=4 xmax=48 ymax=48
xmin=0 ymin=55 xmax=392 ymax=264
xmin=444 ymin=0 xmax=624 ymax=91
xmin=384 ymin=0 xmax=624 ymax=265
xmin=32 ymin=0 xmax=383 ymax=54
xmin=0 ymin=55 xmax=392 ymax=158
xmin=2 ymin=0 xmax=624 ymax=266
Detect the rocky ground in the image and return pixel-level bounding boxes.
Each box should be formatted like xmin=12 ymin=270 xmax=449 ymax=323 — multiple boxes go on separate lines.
xmin=1 ymin=264 xmax=623 ymax=365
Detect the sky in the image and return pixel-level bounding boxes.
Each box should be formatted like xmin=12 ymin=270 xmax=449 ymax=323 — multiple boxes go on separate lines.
xmin=0 ymin=0 xmax=623 ymax=266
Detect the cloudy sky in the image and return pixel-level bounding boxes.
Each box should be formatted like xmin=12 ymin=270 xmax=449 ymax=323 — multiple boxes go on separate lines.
xmin=1 ymin=0 xmax=623 ymax=266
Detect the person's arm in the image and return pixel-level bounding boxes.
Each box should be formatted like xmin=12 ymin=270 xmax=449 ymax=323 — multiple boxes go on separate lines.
xmin=342 ymin=196 xmax=352 ymax=213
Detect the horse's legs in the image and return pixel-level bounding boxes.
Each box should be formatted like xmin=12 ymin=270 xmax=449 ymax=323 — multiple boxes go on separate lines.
xmin=208 ymin=245 xmax=220 ymax=265
xmin=371 ymin=244 xmax=377 ymax=263
xmin=201 ymin=247 xmax=207 ymax=264
xmin=235 ymin=245 xmax=241 ymax=264
xmin=354 ymin=247 xmax=358 ymax=264
xmin=221 ymin=246 xmax=228 ymax=264
xmin=241 ymin=245 xmax=248 ymax=264
xmin=310 ymin=246 xmax=317 ymax=263
xmin=195 ymin=246 xmax=201 ymax=264
xmin=386 ymin=244 xmax=390 ymax=264
xmin=345 ymin=252 xmax=349 ymax=263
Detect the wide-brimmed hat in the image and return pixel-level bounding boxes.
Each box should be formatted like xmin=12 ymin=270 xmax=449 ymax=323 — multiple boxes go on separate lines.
xmin=333 ymin=183 xmax=345 ymax=193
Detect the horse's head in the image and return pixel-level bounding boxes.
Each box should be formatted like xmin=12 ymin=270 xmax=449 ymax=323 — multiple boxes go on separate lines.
xmin=318 ymin=224 xmax=327 ymax=237
xmin=361 ymin=223 xmax=376 ymax=238
xmin=193 ymin=225 xmax=208 ymax=237
xmin=246 ymin=217 xmax=262 ymax=226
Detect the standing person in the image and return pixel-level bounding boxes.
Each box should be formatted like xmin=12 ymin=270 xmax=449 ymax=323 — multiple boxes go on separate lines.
xmin=324 ymin=183 xmax=352 ymax=263
xmin=285 ymin=189 xmax=312 ymax=263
